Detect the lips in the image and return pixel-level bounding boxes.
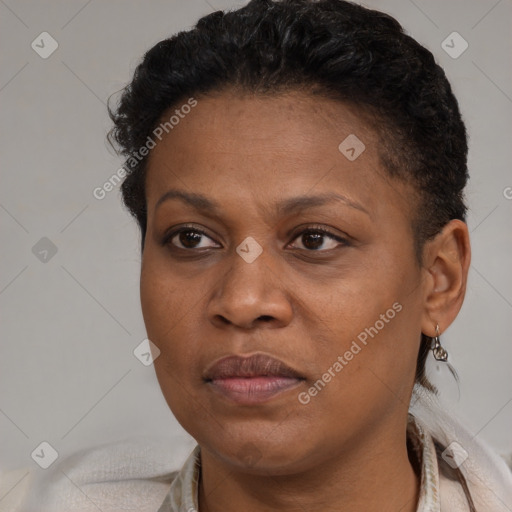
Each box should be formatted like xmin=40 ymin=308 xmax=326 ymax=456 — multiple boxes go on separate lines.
xmin=203 ymin=353 xmax=305 ymax=405
xmin=204 ymin=353 xmax=304 ymax=381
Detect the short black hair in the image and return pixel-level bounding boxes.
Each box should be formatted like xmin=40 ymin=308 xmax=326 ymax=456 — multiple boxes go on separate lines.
xmin=107 ymin=0 xmax=469 ymax=390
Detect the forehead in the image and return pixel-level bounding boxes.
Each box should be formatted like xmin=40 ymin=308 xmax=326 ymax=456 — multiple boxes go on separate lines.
xmin=144 ymin=90 xmax=413 ymax=222
xmin=149 ymin=90 xmax=378 ymax=160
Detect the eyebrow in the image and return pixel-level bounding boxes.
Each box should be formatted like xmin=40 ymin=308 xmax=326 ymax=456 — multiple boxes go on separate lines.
xmin=154 ymin=189 xmax=370 ymax=217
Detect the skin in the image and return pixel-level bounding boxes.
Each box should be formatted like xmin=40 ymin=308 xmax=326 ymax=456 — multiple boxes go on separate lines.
xmin=140 ymin=90 xmax=471 ymax=512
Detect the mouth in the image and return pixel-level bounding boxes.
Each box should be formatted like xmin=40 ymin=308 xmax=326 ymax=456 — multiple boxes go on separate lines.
xmin=203 ymin=353 xmax=305 ymax=405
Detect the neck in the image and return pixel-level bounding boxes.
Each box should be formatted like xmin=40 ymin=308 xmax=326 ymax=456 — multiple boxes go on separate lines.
xmin=198 ymin=417 xmax=420 ymax=512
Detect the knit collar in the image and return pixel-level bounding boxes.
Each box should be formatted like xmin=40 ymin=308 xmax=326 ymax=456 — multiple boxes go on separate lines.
xmin=158 ymin=414 xmax=440 ymax=512
xmin=407 ymin=413 xmax=441 ymax=511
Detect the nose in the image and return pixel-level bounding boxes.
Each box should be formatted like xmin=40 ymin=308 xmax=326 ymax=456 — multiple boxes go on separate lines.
xmin=207 ymin=249 xmax=294 ymax=330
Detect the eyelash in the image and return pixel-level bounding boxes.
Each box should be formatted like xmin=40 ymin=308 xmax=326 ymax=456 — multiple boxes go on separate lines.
xmin=162 ymin=224 xmax=350 ymax=252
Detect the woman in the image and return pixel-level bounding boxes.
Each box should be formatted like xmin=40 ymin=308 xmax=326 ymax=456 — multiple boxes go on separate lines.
xmin=19 ymin=0 xmax=512 ymax=510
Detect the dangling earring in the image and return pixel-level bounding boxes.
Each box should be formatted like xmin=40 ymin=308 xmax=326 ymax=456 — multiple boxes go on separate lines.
xmin=431 ymin=324 xmax=448 ymax=361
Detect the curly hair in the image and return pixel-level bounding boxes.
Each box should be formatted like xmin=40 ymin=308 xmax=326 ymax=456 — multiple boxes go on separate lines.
xmin=107 ymin=0 xmax=469 ymax=391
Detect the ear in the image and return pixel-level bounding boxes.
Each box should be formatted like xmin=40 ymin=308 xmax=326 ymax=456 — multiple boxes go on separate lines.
xmin=420 ymin=219 xmax=471 ymax=336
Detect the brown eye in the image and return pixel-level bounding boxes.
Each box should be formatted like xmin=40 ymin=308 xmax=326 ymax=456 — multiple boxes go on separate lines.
xmin=301 ymin=232 xmax=324 ymax=250
xmin=177 ymin=230 xmax=202 ymax=248
xmin=290 ymin=228 xmax=348 ymax=251
xmin=166 ymin=228 xmax=220 ymax=250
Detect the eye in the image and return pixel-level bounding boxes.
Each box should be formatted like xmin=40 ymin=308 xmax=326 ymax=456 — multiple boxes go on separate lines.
xmin=165 ymin=226 xmax=220 ymax=250
xmin=288 ymin=227 xmax=348 ymax=251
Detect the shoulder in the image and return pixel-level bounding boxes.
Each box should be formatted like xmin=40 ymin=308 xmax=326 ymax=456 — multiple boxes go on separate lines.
xmin=11 ymin=435 xmax=195 ymax=512
xmin=436 ymin=434 xmax=512 ymax=511
xmin=411 ymin=393 xmax=512 ymax=511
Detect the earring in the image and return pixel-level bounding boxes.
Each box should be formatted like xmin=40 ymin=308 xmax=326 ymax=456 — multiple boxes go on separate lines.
xmin=431 ymin=324 xmax=448 ymax=362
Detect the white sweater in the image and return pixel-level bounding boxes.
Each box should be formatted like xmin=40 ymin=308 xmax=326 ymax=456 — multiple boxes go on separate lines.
xmin=4 ymin=394 xmax=512 ymax=511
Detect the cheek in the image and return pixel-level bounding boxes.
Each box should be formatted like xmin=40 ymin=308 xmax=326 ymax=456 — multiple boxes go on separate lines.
xmin=140 ymin=259 xmax=208 ymax=423
xmin=301 ymin=261 xmax=422 ymax=410
xmin=139 ymin=255 xmax=199 ymax=380
xmin=298 ymin=309 xmax=419 ymax=444
xmin=140 ymin=252 xmax=189 ymax=340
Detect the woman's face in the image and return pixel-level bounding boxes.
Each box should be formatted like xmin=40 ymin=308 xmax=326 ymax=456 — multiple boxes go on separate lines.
xmin=141 ymin=90 xmax=427 ymax=473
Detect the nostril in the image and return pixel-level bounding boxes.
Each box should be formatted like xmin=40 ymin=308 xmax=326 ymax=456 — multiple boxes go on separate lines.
xmin=212 ymin=315 xmax=231 ymax=326
xmin=258 ymin=315 xmax=274 ymax=322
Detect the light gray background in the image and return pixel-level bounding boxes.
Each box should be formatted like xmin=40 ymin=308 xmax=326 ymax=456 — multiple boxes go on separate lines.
xmin=1 ymin=0 xmax=511 ymax=499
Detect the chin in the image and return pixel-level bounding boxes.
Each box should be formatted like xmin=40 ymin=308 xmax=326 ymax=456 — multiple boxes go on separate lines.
xmin=196 ymin=423 xmax=324 ymax=475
